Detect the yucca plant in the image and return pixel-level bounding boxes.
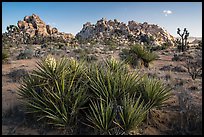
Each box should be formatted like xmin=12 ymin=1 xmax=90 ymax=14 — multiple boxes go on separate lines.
xmin=87 ymin=67 xmax=122 ymax=102
xmin=122 ymin=44 xmax=158 ymax=68
xmin=114 ymin=94 xmax=149 ymax=134
xmin=140 ymin=75 xmax=172 ymax=109
xmin=129 ymin=44 xmax=147 ymax=59
xmin=32 ymin=55 xmax=66 ymax=85
xmin=17 ymin=55 xmax=89 ymax=129
xmin=85 ymin=97 xmax=117 ymax=135
xmin=86 ymin=63 xmax=143 ymax=104
xmin=142 ymin=52 xmax=158 ymax=68
xmin=103 ymin=57 xmax=128 ymax=73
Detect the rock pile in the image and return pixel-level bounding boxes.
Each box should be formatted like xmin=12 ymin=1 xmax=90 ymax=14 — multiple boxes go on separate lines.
xmin=76 ymin=18 xmax=175 ymax=46
xmin=4 ymin=14 xmax=75 ymax=45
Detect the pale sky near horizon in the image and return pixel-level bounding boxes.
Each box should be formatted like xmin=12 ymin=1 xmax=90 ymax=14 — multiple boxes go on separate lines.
xmin=2 ymin=2 xmax=202 ymax=37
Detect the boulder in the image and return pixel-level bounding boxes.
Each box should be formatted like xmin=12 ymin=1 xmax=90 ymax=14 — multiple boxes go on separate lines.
xmin=52 ymin=27 xmax=58 ymax=34
xmin=46 ymin=25 xmax=52 ymax=34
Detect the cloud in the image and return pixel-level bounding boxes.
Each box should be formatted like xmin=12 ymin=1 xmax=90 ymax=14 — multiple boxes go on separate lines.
xmin=163 ymin=10 xmax=172 ymax=16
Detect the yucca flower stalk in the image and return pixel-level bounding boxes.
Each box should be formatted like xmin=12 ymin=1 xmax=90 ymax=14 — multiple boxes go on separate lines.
xmin=45 ymin=54 xmax=57 ymax=71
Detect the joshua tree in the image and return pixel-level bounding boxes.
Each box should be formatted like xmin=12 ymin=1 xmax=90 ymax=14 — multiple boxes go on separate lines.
xmin=177 ymin=28 xmax=190 ymax=52
xmin=6 ymin=25 xmax=19 ymax=34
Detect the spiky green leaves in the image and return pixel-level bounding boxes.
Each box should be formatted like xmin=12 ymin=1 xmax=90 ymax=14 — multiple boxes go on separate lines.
xmin=115 ymin=94 xmax=149 ymax=133
xmin=140 ymin=75 xmax=172 ymax=109
xmin=86 ymin=97 xmax=116 ymax=135
xmin=17 ymin=56 xmax=88 ymax=128
xmin=17 ymin=56 xmax=172 ymax=134
xmin=121 ymin=44 xmax=158 ymax=68
xmin=87 ymin=58 xmax=143 ymax=104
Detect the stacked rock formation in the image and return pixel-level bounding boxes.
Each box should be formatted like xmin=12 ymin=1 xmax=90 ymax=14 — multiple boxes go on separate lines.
xmin=76 ymin=18 xmax=175 ymax=46
xmin=4 ymin=14 xmax=75 ymax=44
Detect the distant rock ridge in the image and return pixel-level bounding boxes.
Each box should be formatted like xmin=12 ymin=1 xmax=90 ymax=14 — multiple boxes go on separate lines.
xmin=4 ymin=14 xmax=175 ymax=46
xmin=76 ymin=18 xmax=175 ymax=46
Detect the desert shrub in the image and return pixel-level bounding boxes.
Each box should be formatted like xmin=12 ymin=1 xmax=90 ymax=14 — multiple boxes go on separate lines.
xmin=17 ymin=49 xmax=33 ymax=60
xmin=17 ymin=56 xmax=172 ymax=135
xmin=2 ymin=49 xmax=9 ymax=63
xmin=183 ymin=58 xmax=202 ymax=80
xmin=172 ymin=54 xmax=180 ymax=61
xmin=103 ymin=57 xmax=128 ymax=73
xmin=85 ymin=97 xmax=117 ymax=135
xmin=120 ymin=44 xmax=158 ymax=68
xmin=85 ymin=58 xmax=154 ymax=135
xmin=141 ymin=51 xmax=158 ymax=68
xmin=86 ymin=60 xmax=143 ymax=104
xmin=171 ymin=53 xmax=188 ymax=61
xmin=161 ymin=42 xmax=171 ymax=50
xmin=150 ymin=43 xmax=169 ymax=51
xmin=120 ymin=48 xmax=142 ymax=68
xmin=114 ymin=94 xmax=149 ymax=134
xmin=17 ymin=56 xmax=88 ymax=130
xmin=172 ymin=92 xmax=202 ymax=135
xmin=139 ymin=75 xmax=172 ymax=109
xmin=119 ymin=48 xmax=129 ymax=61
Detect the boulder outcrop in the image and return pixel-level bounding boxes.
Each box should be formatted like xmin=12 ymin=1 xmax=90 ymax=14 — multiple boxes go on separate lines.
xmin=76 ymin=18 xmax=175 ymax=46
xmin=5 ymin=14 xmax=75 ymax=44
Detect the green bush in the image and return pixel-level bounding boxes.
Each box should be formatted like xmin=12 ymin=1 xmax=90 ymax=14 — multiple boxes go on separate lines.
xmin=103 ymin=57 xmax=128 ymax=73
xmin=139 ymin=75 xmax=172 ymax=109
xmin=142 ymin=51 xmax=158 ymax=67
xmin=120 ymin=44 xmax=158 ymax=68
xmin=86 ymin=59 xmax=143 ymax=104
xmin=18 ymin=56 xmax=172 ymax=135
xmin=18 ymin=56 xmax=88 ymax=129
xmin=114 ymin=94 xmax=149 ymax=134
xmin=17 ymin=49 xmax=33 ymax=60
xmin=86 ymin=97 xmax=117 ymax=135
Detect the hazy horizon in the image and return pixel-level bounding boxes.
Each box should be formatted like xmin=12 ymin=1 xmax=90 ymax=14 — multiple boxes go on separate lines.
xmin=2 ymin=2 xmax=202 ymax=37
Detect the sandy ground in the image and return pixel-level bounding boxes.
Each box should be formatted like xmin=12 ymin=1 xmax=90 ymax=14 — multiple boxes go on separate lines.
xmin=2 ymin=52 xmax=202 ymax=135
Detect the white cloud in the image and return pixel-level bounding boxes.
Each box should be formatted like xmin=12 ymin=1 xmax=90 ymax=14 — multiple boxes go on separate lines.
xmin=163 ymin=10 xmax=172 ymax=16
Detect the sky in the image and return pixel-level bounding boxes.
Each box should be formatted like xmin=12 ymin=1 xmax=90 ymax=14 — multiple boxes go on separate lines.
xmin=2 ymin=2 xmax=202 ymax=37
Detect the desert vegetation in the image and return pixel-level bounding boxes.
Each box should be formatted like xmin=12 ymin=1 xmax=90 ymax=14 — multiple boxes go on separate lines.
xmin=120 ymin=44 xmax=158 ymax=68
xmin=16 ymin=56 xmax=173 ymax=135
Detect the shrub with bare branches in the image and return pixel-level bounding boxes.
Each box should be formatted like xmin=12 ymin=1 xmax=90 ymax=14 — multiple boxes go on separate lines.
xmin=183 ymin=57 xmax=202 ymax=80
